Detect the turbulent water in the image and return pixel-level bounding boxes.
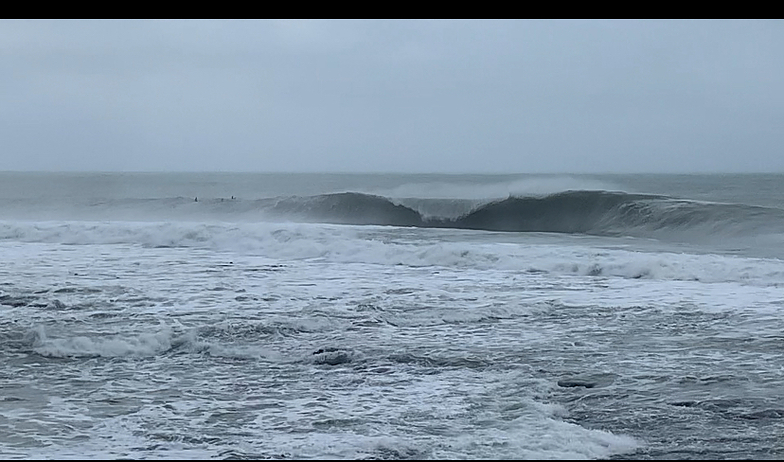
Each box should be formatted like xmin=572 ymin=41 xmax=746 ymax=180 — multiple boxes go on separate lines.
xmin=1 ymin=172 xmax=782 ymax=459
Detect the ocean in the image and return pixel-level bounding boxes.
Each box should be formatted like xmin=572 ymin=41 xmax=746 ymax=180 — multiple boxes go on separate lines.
xmin=0 ymin=172 xmax=782 ymax=459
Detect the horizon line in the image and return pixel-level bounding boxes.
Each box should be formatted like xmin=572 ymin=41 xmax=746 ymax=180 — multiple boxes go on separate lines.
xmin=1 ymin=170 xmax=782 ymax=176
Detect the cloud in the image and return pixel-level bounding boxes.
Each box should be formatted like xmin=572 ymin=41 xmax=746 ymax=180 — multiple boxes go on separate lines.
xmin=1 ymin=20 xmax=783 ymax=173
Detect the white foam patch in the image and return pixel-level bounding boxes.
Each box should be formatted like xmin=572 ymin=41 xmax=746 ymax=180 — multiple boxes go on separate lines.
xmin=29 ymin=326 xmax=177 ymax=358
xmin=3 ymin=220 xmax=784 ymax=287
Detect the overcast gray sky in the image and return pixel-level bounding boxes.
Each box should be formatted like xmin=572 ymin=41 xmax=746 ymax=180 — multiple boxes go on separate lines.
xmin=1 ymin=20 xmax=782 ymax=173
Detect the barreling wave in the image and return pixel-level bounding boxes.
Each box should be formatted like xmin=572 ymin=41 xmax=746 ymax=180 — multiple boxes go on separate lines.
xmin=439 ymin=191 xmax=663 ymax=234
xmin=260 ymin=190 xmax=784 ymax=240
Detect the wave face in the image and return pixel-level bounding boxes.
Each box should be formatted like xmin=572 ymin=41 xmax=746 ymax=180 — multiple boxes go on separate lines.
xmin=266 ymin=192 xmax=424 ymax=227
xmin=443 ymin=191 xmax=662 ymax=234
xmin=449 ymin=190 xmax=784 ymax=238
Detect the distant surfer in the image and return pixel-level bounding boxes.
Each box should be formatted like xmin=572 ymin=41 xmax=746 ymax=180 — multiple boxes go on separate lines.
xmin=194 ymin=197 xmax=198 ymax=202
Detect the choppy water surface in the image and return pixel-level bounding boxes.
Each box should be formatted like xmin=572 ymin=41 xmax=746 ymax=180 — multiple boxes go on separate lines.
xmin=1 ymin=173 xmax=783 ymax=459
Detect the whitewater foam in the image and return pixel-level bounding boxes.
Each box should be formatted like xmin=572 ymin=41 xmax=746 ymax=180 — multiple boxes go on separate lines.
xmin=3 ymin=221 xmax=783 ymax=287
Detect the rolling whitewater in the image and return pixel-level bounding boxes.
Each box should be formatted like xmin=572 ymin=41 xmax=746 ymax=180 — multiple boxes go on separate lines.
xmin=1 ymin=172 xmax=782 ymax=459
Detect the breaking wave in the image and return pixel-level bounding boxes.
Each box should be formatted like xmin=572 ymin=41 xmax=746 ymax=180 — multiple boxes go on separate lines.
xmin=261 ymin=190 xmax=784 ymax=240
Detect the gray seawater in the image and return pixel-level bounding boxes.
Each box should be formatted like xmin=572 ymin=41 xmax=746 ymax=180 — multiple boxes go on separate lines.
xmin=1 ymin=172 xmax=782 ymax=459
